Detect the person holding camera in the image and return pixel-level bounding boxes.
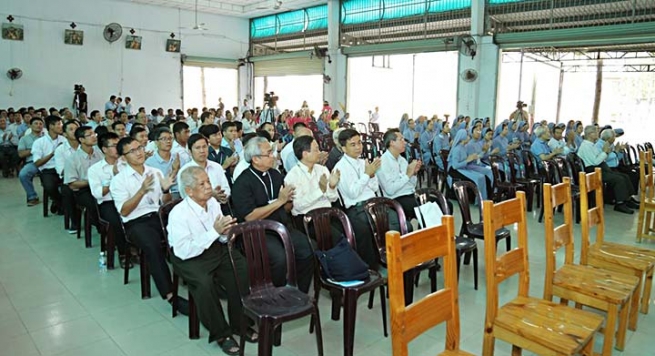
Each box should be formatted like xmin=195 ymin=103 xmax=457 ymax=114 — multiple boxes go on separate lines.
xmin=509 ymin=101 xmax=529 ymax=122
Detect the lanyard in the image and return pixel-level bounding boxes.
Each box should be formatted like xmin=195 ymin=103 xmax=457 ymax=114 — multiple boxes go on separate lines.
xmin=344 ymin=156 xmax=361 ymax=179
xmin=249 ymin=168 xmax=274 ymax=201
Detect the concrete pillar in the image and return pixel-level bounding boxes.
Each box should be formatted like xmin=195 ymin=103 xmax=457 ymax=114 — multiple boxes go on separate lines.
xmin=324 ymin=0 xmax=347 ymax=112
xmin=456 ymin=0 xmax=500 ymax=122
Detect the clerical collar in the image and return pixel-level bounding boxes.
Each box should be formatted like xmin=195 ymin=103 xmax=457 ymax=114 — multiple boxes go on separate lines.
xmin=249 ymin=164 xmax=270 ymax=176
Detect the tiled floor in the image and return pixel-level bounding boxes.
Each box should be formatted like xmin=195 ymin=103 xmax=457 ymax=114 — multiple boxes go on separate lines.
xmin=0 ymin=177 xmax=654 ymax=356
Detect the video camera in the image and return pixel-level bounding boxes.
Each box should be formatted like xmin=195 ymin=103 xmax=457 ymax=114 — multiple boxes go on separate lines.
xmin=74 ymin=84 xmax=84 ymax=93
xmin=516 ymin=100 xmax=527 ymax=110
xmin=263 ymin=91 xmax=279 ymax=106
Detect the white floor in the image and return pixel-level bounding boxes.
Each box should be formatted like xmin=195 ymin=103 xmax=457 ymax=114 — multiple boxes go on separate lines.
xmin=0 ymin=177 xmax=654 ymax=356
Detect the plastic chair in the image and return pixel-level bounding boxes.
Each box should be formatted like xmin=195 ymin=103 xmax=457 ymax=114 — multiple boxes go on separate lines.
xmin=482 ymin=192 xmax=603 ymax=356
xmin=227 ymin=220 xmax=323 ymax=356
xmin=488 ymin=155 xmax=517 ymax=203
xmin=537 ymin=159 xmax=559 ymax=223
xmin=414 ymin=188 xmax=478 ymax=289
xmin=386 ymin=219 xmax=474 ymax=356
xmin=452 ymin=181 xmax=511 ymax=252
xmin=158 ymin=199 xmax=200 ymax=340
xmin=507 ymin=151 xmax=540 ymax=211
xmin=553 ymin=156 xmax=582 ymax=223
xmin=303 ymin=208 xmax=387 ymax=356
xmin=121 ymin=221 xmax=151 ymax=299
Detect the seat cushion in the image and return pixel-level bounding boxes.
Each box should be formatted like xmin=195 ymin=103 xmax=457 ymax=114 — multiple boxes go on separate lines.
xmin=554 ymin=264 xmax=639 ymax=304
xmin=494 ymin=296 xmax=603 ymax=355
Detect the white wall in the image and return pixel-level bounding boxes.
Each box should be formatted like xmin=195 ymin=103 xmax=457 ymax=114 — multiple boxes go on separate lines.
xmin=0 ymin=0 xmax=249 ymax=112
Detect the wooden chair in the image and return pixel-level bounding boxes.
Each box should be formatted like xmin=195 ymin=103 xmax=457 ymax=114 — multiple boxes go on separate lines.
xmin=543 ymin=178 xmax=640 ymax=354
xmin=579 ymin=168 xmax=655 ymax=320
xmin=386 ymin=217 xmax=474 ymax=356
xmin=303 ymin=208 xmax=387 ymax=356
xmin=637 ymin=149 xmax=655 ymax=243
xmin=482 ymin=191 xmax=604 ymax=356
xmin=227 ymin=220 xmax=323 ymax=356
xmin=158 ymin=199 xmax=200 ymax=340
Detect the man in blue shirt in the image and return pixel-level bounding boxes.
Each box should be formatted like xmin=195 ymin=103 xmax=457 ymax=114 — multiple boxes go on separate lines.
xmin=597 ymin=128 xmax=639 ymax=192
xmin=530 ymin=126 xmax=562 ymax=169
xmin=104 ymin=95 xmax=117 ymax=112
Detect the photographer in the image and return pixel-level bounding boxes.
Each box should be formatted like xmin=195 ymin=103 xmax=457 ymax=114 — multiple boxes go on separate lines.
xmin=73 ymin=85 xmax=87 ymax=115
xmin=509 ymin=100 xmax=529 ymax=122
xmin=259 ymin=92 xmax=280 ymax=124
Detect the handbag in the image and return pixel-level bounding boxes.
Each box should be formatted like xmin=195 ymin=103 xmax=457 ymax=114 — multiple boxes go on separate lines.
xmin=314 ymin=236 xmax=370 ymax=282
xmin=414 ymin=201 xmax=444 ymax=229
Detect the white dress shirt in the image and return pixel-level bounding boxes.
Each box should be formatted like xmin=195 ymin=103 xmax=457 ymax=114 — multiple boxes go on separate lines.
xmin=54 ymin=140 xmax=78 ymax=178
xmin=110 ymin=165 xmax=164 ymax=222
xmin=281 ymin=140 xmax=297 ymax=172
xmin=31 ymin=134 xmax=65 ymax=171
xmin=284 ymin=162 xmax=338 ymax=216
xmin=333 ymin=154 xmax=379 ymax=209
xmin=178 ymin=160 xmax=231 ymax=198
xmin=171 ymin=140 xmax=191 ymax=166
xmin=168 ymin=197 xmax=226 ymax=260
xmin=548 ymin=137 xmax=568 ymax=156
xmin=376 ymin=150 xmax=417 ymax=199
xmin=88 ymin=158 xmax=120 ymax=204
xmin=577 ymin=139 xmax=607 ymax=167
xmin=232 ymin=151 xmax=249 ymax=183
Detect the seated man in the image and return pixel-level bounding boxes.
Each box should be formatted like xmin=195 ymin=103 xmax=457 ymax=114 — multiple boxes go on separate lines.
xmin=281 ymin=125 xmax=314 ymax=173
xmin=56 ymin=120 xmax=80 ymax=230
xmin=88 ymin=132 xmax=131 ymax=268
xmin=200 ymin=124 xmax=238 ymax=173
xmin=178 ymin=134 xmax=231 ymax=207
xmin=18 ymin=117 xmax=45 ymax=206
xmin=171 ymin=121 xmax=191 ymax=165
xmin=577 ymin=125 xmax=637 ymax=214
xmin=232 ymin=137 xmax=315 ymax=293
xmin=376 ymin=129 xmax=421 ymax=220
xmin=145 ymin=127 xmax=181 ymax=198
xmin=531 ymin=126 xmax=563 ymax=168
xmin=284 ymin=135 xmax=341 ymax=227
xmin=547 ymin=123 xmax=569 ymax=156
xmin=168 ymin=166 xmax=253 ymax=354
xmin=334 ymin=129 xmax=396 ymax=268
xmin=325 ymin=128 xmax=345 ymax=172
xmin=0 ymin=117 xmax=19 ymax=177
xmin=110 ymin=137 xmax=188 ymax=312
xmin=64 ymin=126 xmax=104 ymax=231
xmin=597 ymin=128 xmax=639 ymax=194
xmin=31 ymin=115 xmax=66 ymax=214
xmin=111 ymin=121 xmax=127 ymax=138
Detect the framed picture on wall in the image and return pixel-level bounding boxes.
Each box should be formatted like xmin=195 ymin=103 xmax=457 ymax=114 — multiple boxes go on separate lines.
xmin=2 ymin=23 xmax=24 ymax=41
xmin=64 ymin=29 xmax=84 ymax=45
xmin=166 ymin=39 xmax=180 ymax=53
xmin=125 ymin=35 xmax=142 ymax=50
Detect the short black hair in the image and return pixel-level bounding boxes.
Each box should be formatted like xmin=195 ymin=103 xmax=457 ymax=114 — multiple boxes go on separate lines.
xmin=293 ymin=135 xmax=315 ymax=161
xmin=110 ymin=95 xmax=116 ymax=100
xmin=259 ymin=122 xmax=273 ymax=130
xmin=242 ymin=133 xmax=260 ymax=147
xmin=90 ymin=110 xmax=99 ymax=119
xmin=152 ymin=127 xmax=172 ymax=141
xmin=105 ymin=108 xmax=113 ymax=114
xmin=111 ymin=121 xmax=125 ymax=131
xmin=200 ymin=111 xmax=213 ymax=122
xmin=44 ymin=115 xmax=62 ymax=131
xmin=63 ymin=119 xmax=79 ymax=133
xmin=98 ymin=132 xmax=119 ymax=150
xmin=235 ymin=121 xmax=243 ymax=131
xmin=187 ymin=133 xmax=208 ymax=150
xmin=221 ymin=121 xmax=237 ymax=133
xmin=199 ymin=124 xmax=220 ymax=138
xmin=75 ymin=126 xmax=93 ymax=143
xmin=255 ymin=129 xmax=271 ymax=141
xmin=383 ymin=128 xmax=401 ymax=148
xmin=172 ymin=121 xmax=189 ymax=136
xmin=130 ymin=126 xmax=147 ymax=139
xmin=29 ymin=117 xmax=43 ymax=125
xmin=293 ymin=122 xmax=307 ymax=131
xmin=338 ymin=128 xmax=360 ymax=147
xmin=94 ymin=125 xmax=109 ymax=136
xmin=116 ymin=137 xmax=137 ymax=156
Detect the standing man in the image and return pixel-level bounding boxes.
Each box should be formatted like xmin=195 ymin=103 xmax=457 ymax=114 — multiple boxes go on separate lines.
xmin=104 ymin=95 xmax=117 ymax=113
xmin=18 ymin=117 xmax=45 ymax=206
xmin=369 ymin=106 xmax=380 ymax=132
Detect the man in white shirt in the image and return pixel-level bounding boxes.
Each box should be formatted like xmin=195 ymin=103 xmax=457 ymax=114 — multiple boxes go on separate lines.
xmin=55 ymin=120 xmax=80 ymax=232
xmin=577 ymin=125 xmax=636 ymax=214
xmin=145 ymin=127 xmax=181 ymax=198
xmin=123 ymin=97 xmax=133 ymax=116
xmin=333 ymin=129 xmax=388 ymax=268
xmin=284 ymin=135 xmax=340 ymax=219
xmin=110 ymin=137 xmax=188 ymax=312
xmin=88 ymin=132 xmax=130 ymax=268
xmin=547 ymin=124 xmax=569 ymax=156
xmin=240 ymin=99 xmax=251 ymax=116
xmin=167 ymin=166 xmax=251 ymax=352
xmin=171 ymin=122 xmax=191 ymax=165
xmin=177 ymin=134 xmax=231 ymax=207
xmin=281 ymin=125 xmax=313 ymax=173
xmin=369 ymin=106 xmax=380 ymax=132
xmin=18 ymin=117 xmax=45 ymax=206
xmin=186 ymin=108 xmax=200 ymax=131
xmin=241 ymin=110 xmax=256 ymax=134
xmin=32 ymin=116 xmax=66 ymax=214
xmin=377 ymin=129 xmax=421 ymax=220
xmin=0 ymin=117 xmax=19 ymax=177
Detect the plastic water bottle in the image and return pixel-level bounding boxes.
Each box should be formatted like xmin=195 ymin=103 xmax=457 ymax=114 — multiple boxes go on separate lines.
xmin=99 ymin=252 xmax=107 ymax=273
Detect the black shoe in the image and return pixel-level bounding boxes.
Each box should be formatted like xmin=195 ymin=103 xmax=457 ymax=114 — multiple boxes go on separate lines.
xmin=170 ymin=296 xmax=189 ymax=316
xmin=626 ymin=200 xmax=640 ymax=210
xmin=50 ymin=202 xmax=58 ymax=214
xmin=614 ymin=204 xmax=634 ymax=214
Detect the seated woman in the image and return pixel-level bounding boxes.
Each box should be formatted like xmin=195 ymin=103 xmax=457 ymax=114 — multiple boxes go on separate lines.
xmin=448 ymin=129 xmax=493 ymax=201
xmin=492 ymin=121 xmax=521 ymax=156
xmin=431 ymin=121 xmax=451 ymax=170
xmin=514 ymin=121 xmax=530 ymax=144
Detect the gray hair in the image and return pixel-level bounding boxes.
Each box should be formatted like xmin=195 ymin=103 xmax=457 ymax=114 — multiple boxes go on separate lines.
xmin=179 ymin=166 xmax=205 ymax=199
xmin=534 ymin=126 xmax=548 ymax=138
xmin=600 ymin=128 xmax=615 ymax=141
xmin=583 ymin=125 xmax=597 ymax=137
xmin=244 ymin=136 xmax=269 ymax=163
xmin=332 ymin=128 xmax=345 ymax=146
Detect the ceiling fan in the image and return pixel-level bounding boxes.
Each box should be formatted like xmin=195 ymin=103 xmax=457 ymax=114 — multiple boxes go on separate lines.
xmin=255 ymin=0 xmax=286 ymax=11
xmin=182 ymin=0 xmax=208 ymax=31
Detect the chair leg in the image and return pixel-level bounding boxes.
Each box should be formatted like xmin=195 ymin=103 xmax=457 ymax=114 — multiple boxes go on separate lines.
xmin=505 ymin=236 xmax=511 ymax=252
xmin=403 ymin=270 xmax=415 ymax=306
xmin=313 ymin=306 xmax=324 ymax=356
xmin=379 ymin=285 xmax=388 ymax=337
xmin=641 ymin=267 xmax=653 ymax=314
xmin=123 ymin=246 xmax=130 ymax=285
xmin=429 ymin=266 xmax=437 ymax=293
xmin=330 ymin=290 xmax=342 ymax=321
xmin=238 ymin=315 xmax=247 ymax=356
xmin=257 ymin=321 xmax=274 ymax=356
xmin=42 ymin=190 xmax=48 ymax=217
xmin=189 ymin=293 xmax=199 ymax=339
xmin=601 ymin=303 xmax=618 ymax=355
xmin=482 ymin=330 xmax=495 ymax=356
xmin=367 ymin=290 xmax=374 ymax=309
xmin=84 ymin=209 xmax=92 ymax=248
xmin=581 ymin=335 xmax=595 ymax=356
xmin=273 ymin=325 xmax=282 ymax=346
xmin=629 ymin=280 xmax=640 ymax=331
xmin=473 ymin=249 xmax=479 ymax=290
xmin=139 ymin=250 xmax=151 ymax=299
xmin=616 ymin=301 xmax=629 ymax=351
xmin=525 ymin=186 xmax=534 ymax=212
xmin=343 ymin=289 xmax=358 ymax=356
xmin=76 ymin=207 xmax=82 ymax=239
xmin=106 ymin=229 xmax=115 ymax=270
xmin=171 ymin=273 xmax=179 ymax=317
xmin=456 ymin=253 xmax=461 ymax=281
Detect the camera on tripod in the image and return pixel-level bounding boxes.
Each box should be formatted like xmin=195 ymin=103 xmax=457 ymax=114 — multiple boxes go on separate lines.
xmin=74 ymin=84 xmax=84 ymax=93
xmin=263 ymin=91 xmax=279 ymax=106
xmin=516 ymin=100 xmax=527 ymax=110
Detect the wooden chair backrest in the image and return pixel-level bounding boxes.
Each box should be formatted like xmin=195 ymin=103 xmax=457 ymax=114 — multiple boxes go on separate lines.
xmin=543 ymin=179 xmax=575 ymax=297
xmin=578 ymin=167 xmax=605 ymax=265
xmin=482 ymin=192 xmax=529 ymax=324
xmin=386 ymin=216 xmax=461 ymax=356
xmin=639 ymin=149 xmax=653 ymax=200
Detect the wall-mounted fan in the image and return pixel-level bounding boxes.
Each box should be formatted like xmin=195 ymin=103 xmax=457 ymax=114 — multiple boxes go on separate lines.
xmin=255 ymin=0 xmax=285 ymax=11
xmin=6 ymin=68 xmax=23 ymax=80
xmin=460 ymin=68 xmax=478 ymax=82
xmin=459 ymin=35 xmax=477 ymax=59
xmin=103 ymin=23 xmax=123 ymax=43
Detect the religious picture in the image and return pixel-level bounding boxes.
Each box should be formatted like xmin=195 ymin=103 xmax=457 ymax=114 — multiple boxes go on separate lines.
xmin=2 ymin=23 xmax=24 ymax=41
xmin=166 ymin=39 xmax=180 ymax=53
xmin=125 ymin=35 xmax=142 ymax=50
xmin=64 ymin=29 xmax=84 ymax=45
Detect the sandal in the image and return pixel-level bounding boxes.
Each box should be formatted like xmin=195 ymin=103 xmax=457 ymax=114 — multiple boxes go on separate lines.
xmin=217 ymin=337 xmax=240 ymax=356
xmin=244 ymin=328 xmax=258 ymax=343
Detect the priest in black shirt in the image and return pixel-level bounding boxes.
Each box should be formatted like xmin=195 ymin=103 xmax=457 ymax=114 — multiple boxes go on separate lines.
xmin=231 ymin=136 xmax=314 ymax=293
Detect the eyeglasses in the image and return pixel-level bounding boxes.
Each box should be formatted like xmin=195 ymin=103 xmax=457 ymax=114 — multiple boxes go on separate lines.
xmin=105 ymin=144 xmax=117 ymax=148
xmin=125 ymin=146 xmax=145 ymax=155
xmin=256 ymin=151 xmax=274 ymax=158
xmin=158 ymin=137 xmax=173 ymax=142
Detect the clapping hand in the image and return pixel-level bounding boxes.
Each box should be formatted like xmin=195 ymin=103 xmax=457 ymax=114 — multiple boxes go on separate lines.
xmin=319 ymin=174 xmax=328 ymax=193
xmin=160 ymin=171 xmax=176 ymax=192
xmin=140 ymin=173 xmax=156 ymax=194
xmin=214 ymin=185 xmax=229 ymax=204
xmin=365 ymin=158 xmax=381 ymax=177
xmin=172 ymin=153 xmax=181 ymax=172
xmin=318 ymin=151 xmax=329 ymax=165
xmin=278 ymin=185 xmax=296 ymax=203
xmin=213 ymin=215 xmax=237 ymax=235
xmin=328 ymin=169 xmax=341 ymax=189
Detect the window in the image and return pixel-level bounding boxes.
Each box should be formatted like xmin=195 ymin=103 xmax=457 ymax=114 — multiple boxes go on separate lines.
xmin=182 ymin=66 xmax=238 ymax=110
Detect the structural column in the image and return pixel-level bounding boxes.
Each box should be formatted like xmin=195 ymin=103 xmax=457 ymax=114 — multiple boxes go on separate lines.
xmin=324 ymin=0 xmax=347 ymax=112
xmin=456 ymin=0 xmax=500 ymax=121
